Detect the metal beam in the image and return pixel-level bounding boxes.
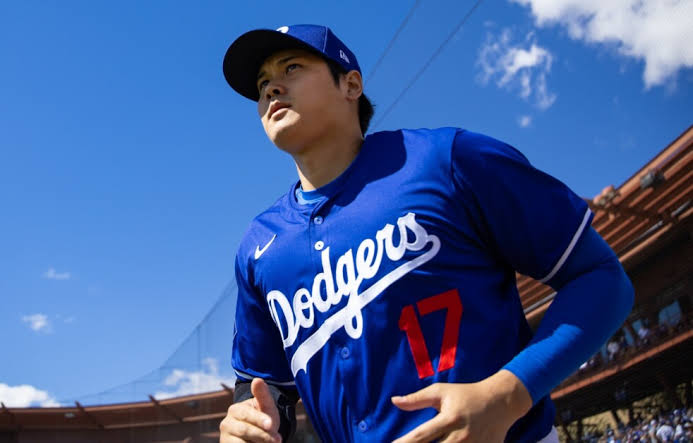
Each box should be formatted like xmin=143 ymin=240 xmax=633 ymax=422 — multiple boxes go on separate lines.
xmin=221 ymin=383 xmax=234 ymax=396
xmin=148 ymin=395 xmax=183 ymax=423
xmin=554 ymin=411 xmax=573 ymax=443
xmin=1 ymin=402 xmax=20 ymax=431
xmin=75 ymin=401 xmax=104 ymax=429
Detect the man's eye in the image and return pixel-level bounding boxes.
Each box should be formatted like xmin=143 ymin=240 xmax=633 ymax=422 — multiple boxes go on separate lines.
xmin=258 ymin=79 xmax=269 ymax=91
xmin=286 ymin=63 xmax=300 ymax=73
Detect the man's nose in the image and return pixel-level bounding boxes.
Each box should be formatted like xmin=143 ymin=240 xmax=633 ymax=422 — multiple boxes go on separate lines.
xmin=265 ymin=81 xmax=286 ymax=100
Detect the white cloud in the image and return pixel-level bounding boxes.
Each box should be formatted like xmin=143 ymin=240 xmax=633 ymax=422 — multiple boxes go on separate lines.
xmin=0 ymin=383 xmax=60 ymax=407
xmin=511 ymin=0 xmax=693 ymax=88
xmin=518 ymin=115 xmax=533 ymax=127
xmin=477 ymin=29 xmax=557 ymax=109
xmin=42 ymin=268 xmax=70 ymax=280
xmin=55 ymin=314 xmax=75 ymax=324
xmin=21 ymin=314 xmax=52 ymax=333
xmin=154 ymin=358 xmax=235 ymax=400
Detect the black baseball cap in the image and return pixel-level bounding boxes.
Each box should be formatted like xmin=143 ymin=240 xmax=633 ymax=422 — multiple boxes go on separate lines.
xmin=223 ymin=24 xmax=361 ymax=101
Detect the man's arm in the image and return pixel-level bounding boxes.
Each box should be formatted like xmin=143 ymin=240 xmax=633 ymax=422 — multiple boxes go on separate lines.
xmin=388 ymin=128 xmax=633 ymax=442
xmin=224 ymin=252 xmax=299 ymax=442
xmin=502 ymin=226 xmax=634 ymax=403
xmin=392 ymin=227 xmax=634 ymax=442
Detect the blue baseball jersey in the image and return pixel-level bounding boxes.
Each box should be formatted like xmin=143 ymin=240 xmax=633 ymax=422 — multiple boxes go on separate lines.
xmin=232 ymin=127 xmax=592 ymax=442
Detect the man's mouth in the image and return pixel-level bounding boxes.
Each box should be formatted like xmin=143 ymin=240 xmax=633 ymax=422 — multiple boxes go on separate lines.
xmin=269 ymin=102 xmax=290 ymax=118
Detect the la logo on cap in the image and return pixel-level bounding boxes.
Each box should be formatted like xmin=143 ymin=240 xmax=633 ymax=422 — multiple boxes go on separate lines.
xmin=276 ymin=26 xmax=289 ymax=33
xmin=339 ymin=49 xmax=350 ymax=64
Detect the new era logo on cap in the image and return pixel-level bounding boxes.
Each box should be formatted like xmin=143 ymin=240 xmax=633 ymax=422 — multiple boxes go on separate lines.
xmin=223 ymin=24 xmax=362 ymax=101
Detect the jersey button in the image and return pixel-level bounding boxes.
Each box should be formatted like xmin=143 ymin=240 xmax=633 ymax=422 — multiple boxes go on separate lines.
xmin=340 ymin=347 xmax=350 ymax=359
xmin=313 ymin=216 xmax=323 ymax=225
xmin=314 ymin=241 xmax=324 ymax=251
xmin=357 ymin=420 xmax=368 ymax=432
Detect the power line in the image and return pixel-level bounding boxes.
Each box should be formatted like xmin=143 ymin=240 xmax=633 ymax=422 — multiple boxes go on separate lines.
xmin=365 ymin=0 xmax=423 ymax=84
xmin=372 ymin=0 xmax=485 ymax=130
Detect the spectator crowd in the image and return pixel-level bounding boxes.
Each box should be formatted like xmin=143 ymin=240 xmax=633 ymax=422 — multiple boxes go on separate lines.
xmin=566 ymin=311 xmax=691 ymax=386
xmin=576 ymin=407 xmax=693 ymax=442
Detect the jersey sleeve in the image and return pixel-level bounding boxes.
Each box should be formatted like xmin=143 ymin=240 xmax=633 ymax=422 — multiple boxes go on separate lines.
xmin=451 ymin=130 xmax=592 ymax=283
xmin=502 ymin=226 xmax=634 ymax=403
xmin=232 ymin=252 xmax=296 ymax=387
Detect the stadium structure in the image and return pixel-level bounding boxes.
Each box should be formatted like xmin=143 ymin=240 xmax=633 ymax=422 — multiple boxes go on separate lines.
xmin=1 ymin=125 xmax=691 ymax=443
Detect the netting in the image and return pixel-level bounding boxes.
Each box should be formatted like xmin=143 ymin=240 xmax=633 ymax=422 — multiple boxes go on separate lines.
xmin=46 ymin=218 xmax=691 ymax=443
xmin=60 ymin=280 xmax=238 ymax=406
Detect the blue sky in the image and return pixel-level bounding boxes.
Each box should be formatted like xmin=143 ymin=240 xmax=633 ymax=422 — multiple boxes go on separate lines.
xmin=1 ymin=0 xmax=691 ymax=407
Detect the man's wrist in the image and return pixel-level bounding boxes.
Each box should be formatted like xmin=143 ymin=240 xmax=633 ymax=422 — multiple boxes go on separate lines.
xmin=485 ymin=369 xmax=533 ymax=422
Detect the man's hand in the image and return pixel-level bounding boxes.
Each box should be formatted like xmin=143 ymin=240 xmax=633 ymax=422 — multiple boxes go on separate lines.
xmin=391 ymin=370 xmax=532 ymax=443
xmin=220 ymin=378 xmax=282 ymax=443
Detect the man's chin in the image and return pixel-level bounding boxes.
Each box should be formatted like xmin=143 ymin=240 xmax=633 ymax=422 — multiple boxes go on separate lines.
xmin=267 ymin=124 xmax=304 ymax=151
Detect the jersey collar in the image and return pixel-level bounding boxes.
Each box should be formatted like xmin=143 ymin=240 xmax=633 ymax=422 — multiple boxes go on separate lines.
xmin=284 ymin=135 xmax=373 ymax=215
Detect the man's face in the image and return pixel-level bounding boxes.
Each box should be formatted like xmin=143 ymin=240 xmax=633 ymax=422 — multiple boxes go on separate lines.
xmin=256 ymin=48 xmax=349 ymax=153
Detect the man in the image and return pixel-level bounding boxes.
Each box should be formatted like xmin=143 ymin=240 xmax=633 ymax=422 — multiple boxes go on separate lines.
xmin=219 ymin=24 xmax=633 ymax=442
xmin=656 ymin=419 xmax=675 ymax=442
xmin=607 ymin=336 xmax=621 ymax=362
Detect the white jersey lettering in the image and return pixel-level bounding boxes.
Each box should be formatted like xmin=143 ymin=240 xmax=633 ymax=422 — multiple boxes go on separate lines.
xmin=265 ymin=212 xmax=440 ymax=376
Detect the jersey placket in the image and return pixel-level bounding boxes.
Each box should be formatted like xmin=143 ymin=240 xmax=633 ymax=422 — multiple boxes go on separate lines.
xmin=339 ymin=342 xmax=371 ymax=438
xmin=307 ymin=200 xmax=372 ymax=440
xmin=308 ymin=201 xmax=328 ymax=273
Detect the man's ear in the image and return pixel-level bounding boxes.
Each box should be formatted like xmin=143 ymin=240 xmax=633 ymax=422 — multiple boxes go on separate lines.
xmin=343 ymin=70 xmax=363 ymax=102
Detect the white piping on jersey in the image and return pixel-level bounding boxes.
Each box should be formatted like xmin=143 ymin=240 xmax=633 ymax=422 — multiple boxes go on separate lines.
xmin=264 ymin=212 xmax=441 ymax=376
xmin=539 ymin=208 xmax=592 ymax=284
xmin=233 ymin=368 xmax=296 ymax=386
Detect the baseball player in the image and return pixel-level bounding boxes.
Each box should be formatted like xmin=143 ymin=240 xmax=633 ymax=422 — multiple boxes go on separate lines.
xmin=219 ymin=24 xmax=633 ymax=443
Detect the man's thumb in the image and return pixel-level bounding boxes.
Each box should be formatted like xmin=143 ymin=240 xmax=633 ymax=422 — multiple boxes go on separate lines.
xmin=251 ymin=378 xmax=279 ymax=417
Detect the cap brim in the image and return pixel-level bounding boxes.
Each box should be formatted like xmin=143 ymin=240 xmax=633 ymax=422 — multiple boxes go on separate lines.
xmin=223 ymin=29 xmax=321 ymax=101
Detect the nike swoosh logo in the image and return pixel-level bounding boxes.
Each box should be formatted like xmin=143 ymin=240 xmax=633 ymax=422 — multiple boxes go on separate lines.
xmin=254 ymin=234 xmax=276 ymax=260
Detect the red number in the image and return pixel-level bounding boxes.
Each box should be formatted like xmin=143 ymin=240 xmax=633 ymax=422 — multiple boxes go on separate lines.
xmin=398 ymin=304 xmax=435 ymax=378
xmin=398 ymin=289 xmax=463 ymax=379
